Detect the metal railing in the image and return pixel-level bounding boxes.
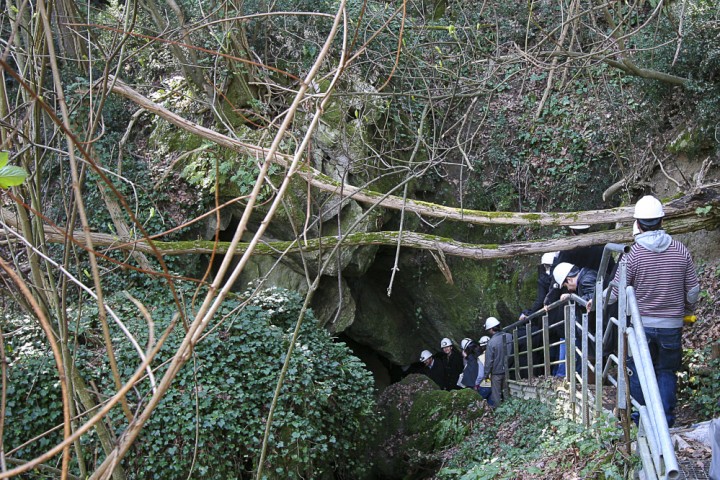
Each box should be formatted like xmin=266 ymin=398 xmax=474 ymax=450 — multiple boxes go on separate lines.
xmin=504 ymin=244 xmax=679 ymax=480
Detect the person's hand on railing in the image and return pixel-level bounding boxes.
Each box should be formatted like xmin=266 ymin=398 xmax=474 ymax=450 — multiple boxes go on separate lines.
xmin=586 ymin=299 xmax=593 ymax=311
xmin=519 ymin=313 xmax=527 ymax=321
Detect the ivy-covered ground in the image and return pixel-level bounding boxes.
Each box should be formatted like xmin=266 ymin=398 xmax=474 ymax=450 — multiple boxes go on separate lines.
xmin=668 ymin=257 xmax=720 ymax=473
xmin=434 ymin=397 xmax=630 ymax=480
xmin=678 ymin=257 xmax=720 ymax=426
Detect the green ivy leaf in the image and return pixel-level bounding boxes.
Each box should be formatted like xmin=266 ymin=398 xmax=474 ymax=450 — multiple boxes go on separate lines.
xmin=0 ymin=164 xmax=28 ymax=188
xmin=695 ymin=205 xmax=712 ymax=216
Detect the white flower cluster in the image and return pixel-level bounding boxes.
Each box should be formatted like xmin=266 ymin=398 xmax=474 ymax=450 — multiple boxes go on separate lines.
xmin=248 ymin=286 xmax=293 ymax=314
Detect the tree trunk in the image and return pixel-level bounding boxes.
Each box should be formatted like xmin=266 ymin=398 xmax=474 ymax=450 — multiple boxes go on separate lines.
xmin=2 ymin=188 xmax=717 ymax=260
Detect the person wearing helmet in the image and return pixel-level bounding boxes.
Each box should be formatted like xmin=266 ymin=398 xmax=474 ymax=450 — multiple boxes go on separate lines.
xmin=552 ymin=262 xmax=597 ymax=310
xmin=552 ymin=261 xmax=600 ymax=372
xmin=610 ymin=195 xmax=700 ymax=428
xmin=419 ymin=350 xmax=445 ymax=389
xmin=482 ymin=317 xmax=510 ymax=407
xmin=518 ymin=253 xmax=561 ymax=376
xmin=544 ymin=224 xmax=617 ymax=306
xmin=476 ymin=336 xmax=492 ymax=401
xmin=519 ymin=251 xmax=558 ymax=322
xmin=440 ymin=337 xmax=463 ymax=390
xmin=458 ymin=340 xmax=480 ymax=389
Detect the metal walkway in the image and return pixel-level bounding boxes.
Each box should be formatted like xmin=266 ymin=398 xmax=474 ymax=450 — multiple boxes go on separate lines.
xmin=503 ymin=244 xmax=690 ymax=480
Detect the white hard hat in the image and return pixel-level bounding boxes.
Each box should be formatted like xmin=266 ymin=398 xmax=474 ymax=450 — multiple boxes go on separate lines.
xmin=633 ymin=195 xmax=665 ymax=220
xmin=541 ymin=252 xmax=557 ymax=265
xmin=478 ymin=336 xmax=490 ymax=347
xmin=420 ymin=350 xmax=433 ymax=362
xmin=553 ymin=262 xmax=575 ymax=286
xmin=461 ymin=338 xmax=473 ymax=350
xmin=440 ymin=338 xmax=452 ymax=348
xmin=484 ymin=317 xmax=500 ymax=330
xmin=569 ymin=224 xmax=590 ymax=230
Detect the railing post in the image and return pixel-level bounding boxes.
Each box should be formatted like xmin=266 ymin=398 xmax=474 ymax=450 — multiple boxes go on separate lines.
xmin=542 ymin=314 xmax=550 ymax=377
xmin=594 ymin=282 xmax=603 ymax=420
xmin=566 ymin=303 xmax=577 ymax=421
xmin=512 ymin=331 xmax=520 ymax=381
xmin=526 ymin=322 xmax=533 ymax=379
xmin=594 ymin=243 xmax=628 ymax=420
xmin=581 ymin=311 xmax=589 ymax=427
xmin=627 ymin=287 xmax=679 ymax=479
xmin=617 ymin=260 xmax=628 ymax=412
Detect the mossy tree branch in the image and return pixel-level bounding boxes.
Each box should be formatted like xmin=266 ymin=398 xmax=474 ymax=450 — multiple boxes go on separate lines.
xmin=3 ymin=188 xmax=718 ymax=260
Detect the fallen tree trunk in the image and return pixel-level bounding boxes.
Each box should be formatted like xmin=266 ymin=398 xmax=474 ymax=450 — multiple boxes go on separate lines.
xmin=2 ymin=188 xmax=718 ymax=260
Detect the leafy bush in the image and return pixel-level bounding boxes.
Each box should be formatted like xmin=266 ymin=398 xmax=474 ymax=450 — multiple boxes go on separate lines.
xmin=437 ymin=397 xmax=629 ymax=480
xmin=3 ymin=286 xmax=378 ymax=479
xmin=3 ymin=353 xmax=66 ymax=461
xmin=679 ymin=343 xmax=720 ymax=419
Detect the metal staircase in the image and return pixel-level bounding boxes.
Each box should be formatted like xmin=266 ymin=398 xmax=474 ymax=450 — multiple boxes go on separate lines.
xmin=503 ymin=244 xmax=681 ymax=480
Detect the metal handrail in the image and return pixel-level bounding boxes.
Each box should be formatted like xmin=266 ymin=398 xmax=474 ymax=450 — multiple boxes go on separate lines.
xmin=626 ymin=287 xmax=679 ymax=479
xmin=504 ymin=244 xmax=679 ymax=479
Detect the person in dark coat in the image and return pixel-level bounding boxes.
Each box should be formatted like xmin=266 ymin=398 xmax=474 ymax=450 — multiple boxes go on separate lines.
xmin=519 ymin=251 xmax=557 ymax=322
xmin=544 ymin=225 xmax=616 ymax=306
xmin=517 ymin=252 xmax=560 ymax=375
xmin=419 ymin=350 xmax=445 ymax=389
xmin=553 ymin=262 xmax=599 ymax=369
xmin=459 ymin=338 xmax=480 ymax=390
xmin=440 ymin=337 xmax=463 ymax=390
xmin=553 ymin=262 xmax=597 ymax=309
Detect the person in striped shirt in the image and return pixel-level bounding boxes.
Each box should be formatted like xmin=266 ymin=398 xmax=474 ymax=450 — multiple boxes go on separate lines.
xmin=612 ymin=195 xmax=700 ymax=427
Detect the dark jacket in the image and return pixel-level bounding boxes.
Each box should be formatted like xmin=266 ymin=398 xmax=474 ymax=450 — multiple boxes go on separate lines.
xmin=460 ymin=356 xmax=479 ymax=389
xmin=545 ymin=247 xmax=609 ymax=305
xmin=522 ymin=267 xmax=552 ymax=316
xmin=575 ymin=267 xmax=598 ymax=303
xmin=441 ymin=349 xmax=464 ymax=390
xmin=423 ymin=357 xmax=446 ymax=389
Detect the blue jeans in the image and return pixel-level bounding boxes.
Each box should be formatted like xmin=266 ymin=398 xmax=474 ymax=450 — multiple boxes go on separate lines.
xmin=477 ymin=386 xmax=491 ymax=402
xmin=628 ymin=327 xmax=682 ymax=428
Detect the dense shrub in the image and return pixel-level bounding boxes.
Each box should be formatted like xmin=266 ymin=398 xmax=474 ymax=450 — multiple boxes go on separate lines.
xmin=3 ymin=287 xmax=378 ymax=479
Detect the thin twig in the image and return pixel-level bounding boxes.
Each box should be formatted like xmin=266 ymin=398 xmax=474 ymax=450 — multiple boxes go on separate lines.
xmin=650 ymin=145 xmax=683 ymax=190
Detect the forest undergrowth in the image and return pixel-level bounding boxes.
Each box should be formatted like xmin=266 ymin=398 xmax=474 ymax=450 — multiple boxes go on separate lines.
xmin=676 ymin=256 xmax=720 ymax=426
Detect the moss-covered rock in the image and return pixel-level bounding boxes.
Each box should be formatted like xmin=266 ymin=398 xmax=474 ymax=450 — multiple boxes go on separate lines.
xmin=371 ymin=374 xmax=439 ymax=479
xmin=667 ymin=126 xmax=712 ymax=154
xmin=407 ymin=387 xmax=486 ymax=453
xmin=371 ymin=374 xmax=490 ymax=479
